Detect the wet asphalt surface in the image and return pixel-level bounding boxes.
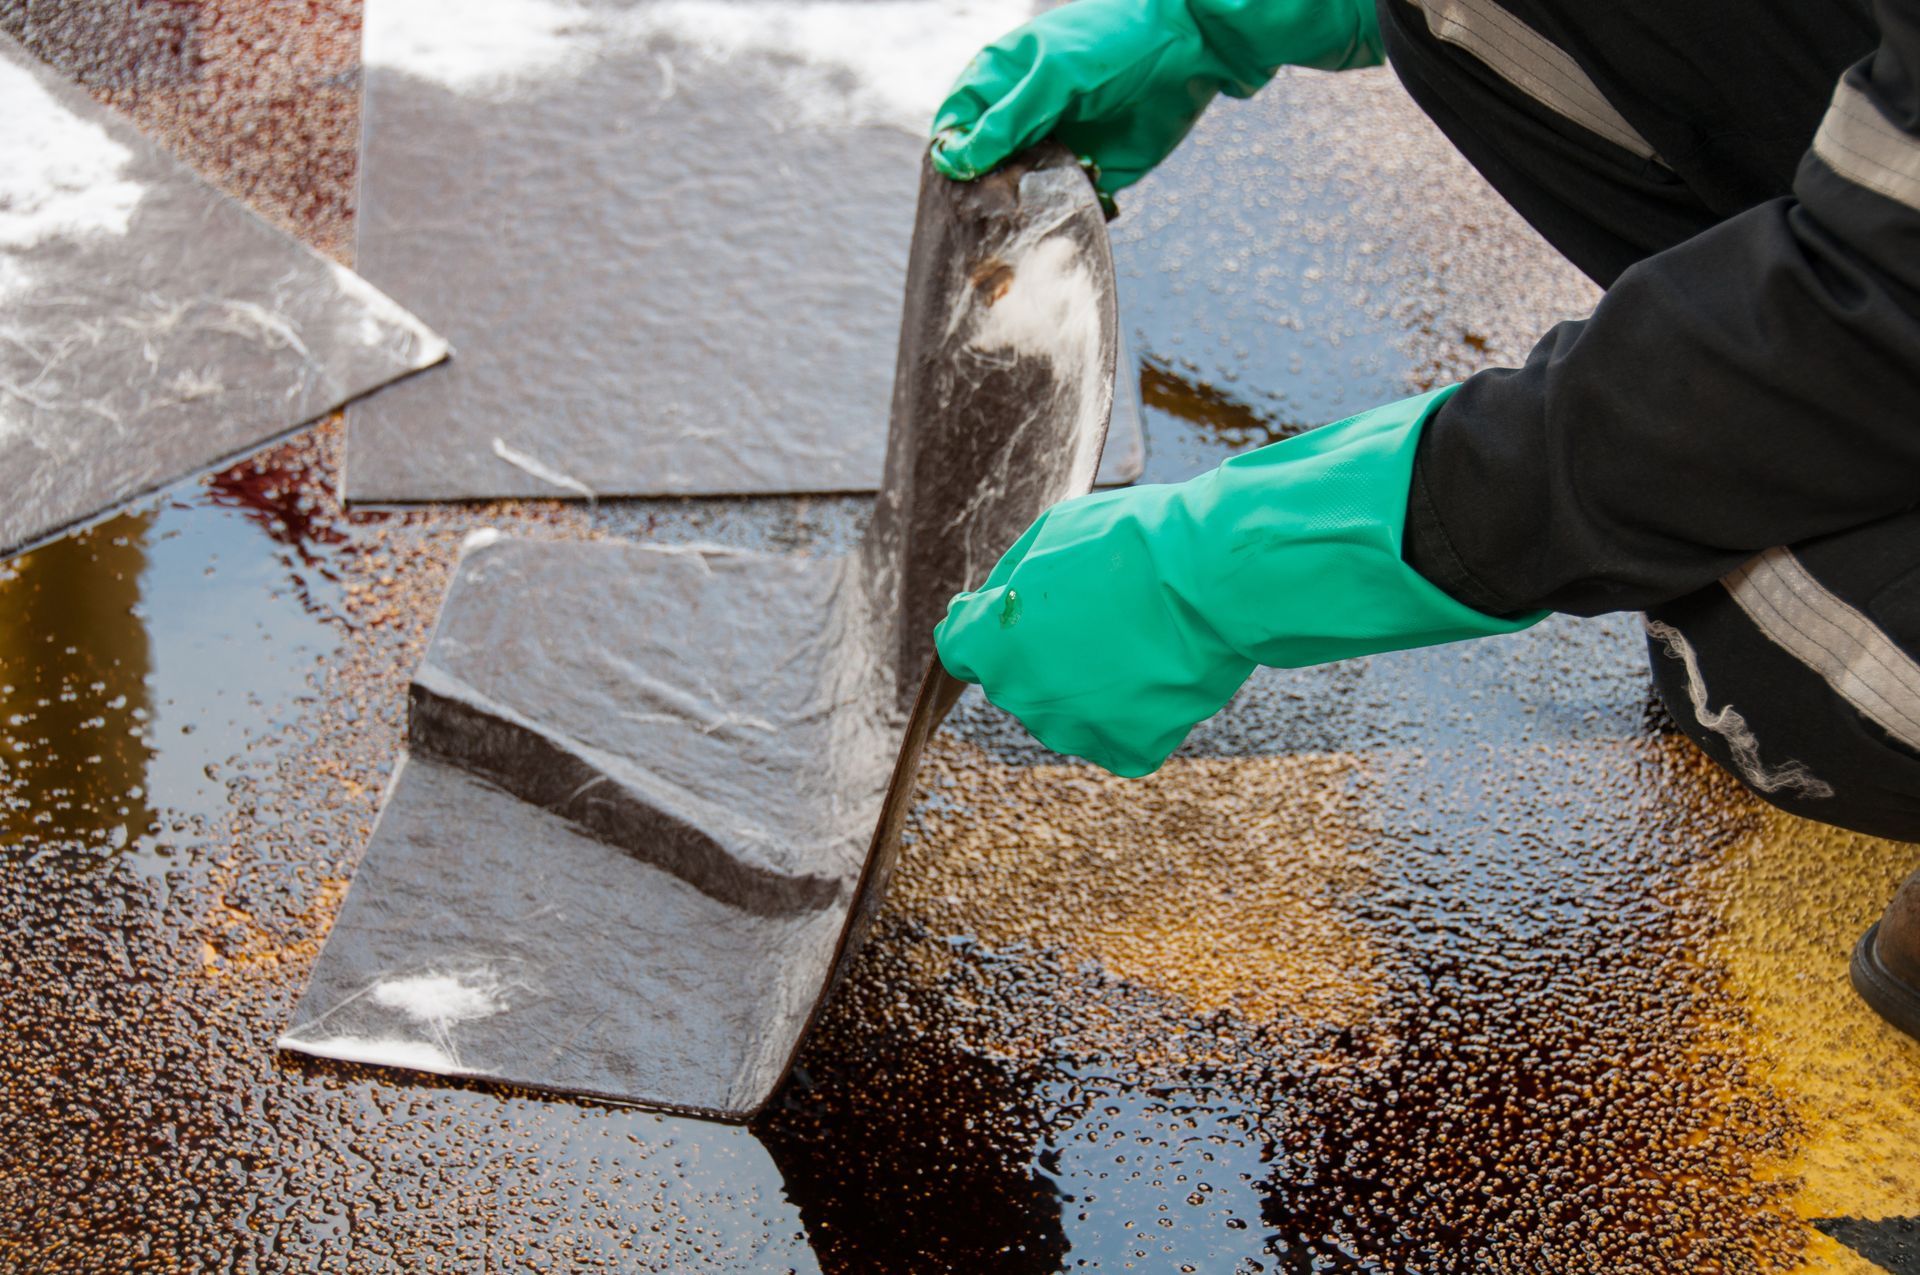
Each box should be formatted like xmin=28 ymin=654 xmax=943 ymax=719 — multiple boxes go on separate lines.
xmin=4 ymin=2 xmax=1920 ymax=1271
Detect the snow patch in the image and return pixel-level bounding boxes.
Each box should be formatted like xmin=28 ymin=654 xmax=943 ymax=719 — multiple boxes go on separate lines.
xmin=627 ymin=0 xmax=1035 ymax=131
xmin=362 ymin=0 xmax=1034 ymax=130
xmin=0 ymin=60 xmax=145 ymax=251
xmin=363 ymin=0 xmax=594 ymax=94
xmin=0 ymin=56 xmax=146 ymax=301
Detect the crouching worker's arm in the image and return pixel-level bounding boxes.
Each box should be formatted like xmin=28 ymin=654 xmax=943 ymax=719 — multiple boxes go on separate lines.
xmin=934 ymin=388 xmax=1544 ymax=777
xmin=930 ymin=0 xmax=1384 ymax=198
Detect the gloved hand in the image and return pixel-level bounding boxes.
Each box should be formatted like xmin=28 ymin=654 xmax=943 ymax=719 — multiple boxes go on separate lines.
xmin=930 ymin=0 xmax=1384 ymax=196
xmin=934 ymin=388 xmax=1545 ymax=776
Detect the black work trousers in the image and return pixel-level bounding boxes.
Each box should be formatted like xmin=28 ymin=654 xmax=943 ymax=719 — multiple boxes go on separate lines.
xmin=1381 ymin=0 xmax=1920 ymax=840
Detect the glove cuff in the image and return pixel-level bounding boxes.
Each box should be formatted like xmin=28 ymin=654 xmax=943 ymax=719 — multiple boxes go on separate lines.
xmin=1178 ymin=385 xmax=1546 ymax=668
xmin=1188 ymin=0 xmax=1387 ymax=89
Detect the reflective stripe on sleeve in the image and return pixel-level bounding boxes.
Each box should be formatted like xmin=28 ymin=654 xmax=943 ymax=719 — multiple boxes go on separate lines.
xmin=1405 ymin=0 xmax=1661 ymax=163
xmin=1812 ymin=77 xmax=1920 ymax=214
xmin=1724 ymin=547 xmax=1920 ymax=754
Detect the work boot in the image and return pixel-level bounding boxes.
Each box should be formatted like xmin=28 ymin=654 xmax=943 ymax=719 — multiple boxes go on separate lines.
xmin=1854 ymin=866 xmax=1920 ymax=1043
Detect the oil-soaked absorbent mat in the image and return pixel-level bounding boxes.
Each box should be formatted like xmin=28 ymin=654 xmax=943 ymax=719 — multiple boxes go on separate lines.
xmin=0 ymin=34 xmax=446 ymax=559
xmin=286 ymin=147 xmax=1115 ymax=1118
xmin=339 ymin=0 xmax=1142 ymax=503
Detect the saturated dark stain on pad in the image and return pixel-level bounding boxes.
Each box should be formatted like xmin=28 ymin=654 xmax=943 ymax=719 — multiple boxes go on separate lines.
xmin=281 ymin=145 xmax=1120 ymax=1119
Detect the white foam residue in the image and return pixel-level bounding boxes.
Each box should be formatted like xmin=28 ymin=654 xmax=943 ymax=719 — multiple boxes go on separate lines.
xmin=361 ymin=0 xmax=1033 ymax=130
xmin=0 ymin=260 xmax=25 ymax=444
xmin=208 ymin=300 xmax=311 ymax=359
xmin=964 ymin=217 xmax=1111 ymax=493
xmin=0 ymin=56 xmax=146 ymax=300
xmin=969 ymin=235 xmax=1102 ymax=363
xmin=280 ymin=967 xmax=512 ymax=1074
xmin=0 ymin=375 xmax=42 ymax=446
xmin=1646 ymin=618 xmax=1834 ymax=798
xmin=280 ymin=1033 xmax=463 ymax=1074
xmin=365 ymin=968 xmax=512 ymax=1071
xmin=371 ymin=970 xmax=510 ymax=1023
xmin=325 ymin=259 xmax=451 ymax=363
xmin=163 ymin=368 xmax=225 ymax=402
xmin=492 ymin=435 xmax=596 ymax=499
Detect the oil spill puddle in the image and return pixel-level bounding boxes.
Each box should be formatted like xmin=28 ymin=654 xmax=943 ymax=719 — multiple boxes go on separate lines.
xmin=0 ymin=432 xmax=829 ymax=1271
xmin=1137 ymin=358 xmax=1303 ymax=457
xmin=5 ymin=3 xmax=1918 ymax=1268
xmin=0 ymin=466 xmax=345 ymax=882
xmin=765 ymin=657 xmax=1918 ymax=1272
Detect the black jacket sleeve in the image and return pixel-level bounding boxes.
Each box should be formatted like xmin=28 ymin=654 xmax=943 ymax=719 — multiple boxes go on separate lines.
xmin=1402 ymin=0 xmax=1920 ymax=618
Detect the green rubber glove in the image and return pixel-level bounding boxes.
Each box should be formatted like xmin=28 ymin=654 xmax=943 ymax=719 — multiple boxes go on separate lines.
xmin=931 ymin=0 xmax=1384 ymax=195
xmin=934 ymin=388 xmax=1546 ymax=776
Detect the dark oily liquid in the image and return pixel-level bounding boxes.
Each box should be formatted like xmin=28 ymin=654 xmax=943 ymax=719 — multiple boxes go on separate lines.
xmin=0 ymin=3 xmax=1899 ymax=1271
xmin=0 ymin=456 xmax=1833 ymax=1272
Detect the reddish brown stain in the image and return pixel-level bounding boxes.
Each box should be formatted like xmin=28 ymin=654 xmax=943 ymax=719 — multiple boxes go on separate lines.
xmin=971 ymin=257 xmax=1016 ymax=306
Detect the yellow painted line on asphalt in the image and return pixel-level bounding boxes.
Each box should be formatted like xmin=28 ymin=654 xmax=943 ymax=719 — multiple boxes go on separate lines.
xmin=1699 ymin=804 xmax=1920 ymax=1267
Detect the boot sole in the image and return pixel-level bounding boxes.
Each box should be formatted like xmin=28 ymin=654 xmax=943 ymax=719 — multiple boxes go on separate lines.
xmin=1851 ymin=921 xmax=1920 ymax=1043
